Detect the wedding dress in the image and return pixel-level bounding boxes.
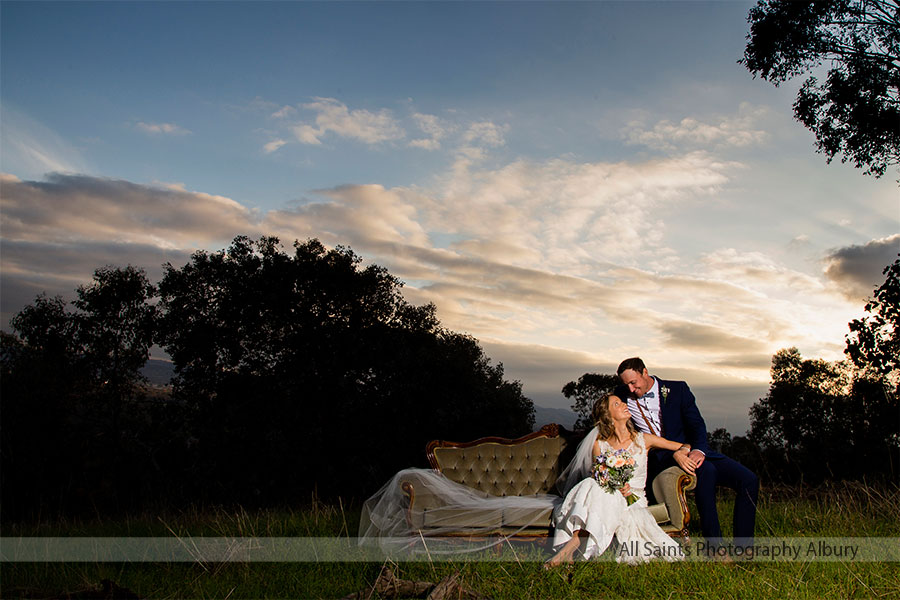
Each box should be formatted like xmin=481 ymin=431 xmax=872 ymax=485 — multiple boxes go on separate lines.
xmin=551 ymin=430 xmax=684 ymax=563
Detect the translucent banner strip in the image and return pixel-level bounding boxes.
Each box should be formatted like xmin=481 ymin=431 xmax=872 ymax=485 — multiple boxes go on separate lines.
xmin=3 ymin=537 xmax=899 ymax=563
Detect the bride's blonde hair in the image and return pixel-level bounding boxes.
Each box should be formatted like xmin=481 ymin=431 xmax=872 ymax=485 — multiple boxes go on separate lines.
xmin=591 ymin=393 xmax=636 ymax=442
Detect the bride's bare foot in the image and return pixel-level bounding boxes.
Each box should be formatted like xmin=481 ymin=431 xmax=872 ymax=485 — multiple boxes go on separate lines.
xmin=543 ymin=544 xmax=577 ymax=569
xmin=544 ymin=530 xmax=588 ymax=569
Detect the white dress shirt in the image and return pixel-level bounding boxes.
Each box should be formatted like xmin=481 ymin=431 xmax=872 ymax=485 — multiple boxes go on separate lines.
xmin=627 ymin=377 xmax=661 ymax=436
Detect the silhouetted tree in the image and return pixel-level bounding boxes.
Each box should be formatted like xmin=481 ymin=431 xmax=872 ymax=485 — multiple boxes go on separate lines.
xmin=562 ymin=373 xmax=620 ymax=431
xmin=2 ymin=296 xmax=82 ymax=517
xmin=157 ymin=236 xmax=534 ymax=502
xmin=846 ymin=256 xmax=900 ymax=389
xmin=750 ymin=345 xmax=897 ymax=482
xmin=845 ymin=255 xmax=900 ymax=477
xmin=2 ymin=237 xmax=535 ymax=516
xmin=1 ymin=268 xmax=174 ymax=518
xmin=749 ymin=348 xmax=855 ymax=481
xmin=741 ymin=0 xmax=900 ymax=178
xmin=73 ymin=265 xmax=157 ymax=399
xmin=707 ymin=427 xmax=733 ymax=454
xmin=70 ymin=265 xmax=159 ymax=510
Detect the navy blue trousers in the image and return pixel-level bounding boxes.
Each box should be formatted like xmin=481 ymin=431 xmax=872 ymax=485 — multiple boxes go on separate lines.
xmin=647 ymin=452 xmax=759 ymax=541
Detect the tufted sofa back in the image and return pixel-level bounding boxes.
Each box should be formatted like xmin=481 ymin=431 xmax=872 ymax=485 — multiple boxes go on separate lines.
xmin=426 ymin=424 xmax=568 ymax=497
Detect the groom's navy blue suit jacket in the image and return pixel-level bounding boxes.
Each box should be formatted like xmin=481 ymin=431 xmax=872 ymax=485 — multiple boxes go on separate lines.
xmin=618 ymin=375 xmax=759 ymax=540
xmin=615 ymin=377 xmax=723 ymax=460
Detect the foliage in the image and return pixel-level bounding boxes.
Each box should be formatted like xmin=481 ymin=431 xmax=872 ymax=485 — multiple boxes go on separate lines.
xmin=741 ymin=0 xmax=900 ymax=178
xmin=2 ymin=237 xmax=533 ymax=517
xmin=73 ymin=265 xmax=158 ymax=391
xmin=846 ymin=255 xmax=900 ymax=391
xmin=1 ymin=269 xmax=171 ymax=518
xmin=561 ymin=372 xmax=620 ymax=430
xmin=749 ymin=346 xmax=897 ymax=482
xmin=748 ymin=257 xmax=900 ymax=483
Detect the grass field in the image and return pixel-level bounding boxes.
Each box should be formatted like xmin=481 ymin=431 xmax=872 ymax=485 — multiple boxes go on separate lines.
xmin=2 ymin=482 xmax=898 ymax=599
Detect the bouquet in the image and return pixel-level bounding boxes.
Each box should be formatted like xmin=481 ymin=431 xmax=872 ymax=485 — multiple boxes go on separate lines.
xmin=592 ymin=449 xmax=639 ymax=505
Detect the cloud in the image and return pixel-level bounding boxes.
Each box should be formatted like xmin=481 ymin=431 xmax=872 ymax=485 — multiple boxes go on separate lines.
xmin=409 ymin=113 xmax=450 ymax=150
xmin=0 ymin=105 xmax=90 ymax=177
xmin=271 ymin=105 xmax=297 ymax=119
xmin=0 ymin=149 xmax=864 ymax=388
xmin=463 ymin=121 xmax=507 ymax=148
xmin=624 ymin=104 xmax=769 ymax=152
xmin=660 ymin=320 xmax=768 ymax=353
xmin=429 ymin=152 xmax=730 ymax=269
xmin=823 ymin=234 xmax=900 ymax=301
xmin=0 ymin=237 xmax=192 ymax=328
xmin=700 ymin=248 xmax=824 ymax=294
xmin=0 ymin=173 xmax=258 ymax=247
xmin=135 ymin=122 xmax=191 ymax=136
xmin=263 ymin=139 xmax=288 ymax=154
xmin=292 ymin=97 xmax=404 ymax=145
xmin=252 ymin=98 xmax=510 ymax=160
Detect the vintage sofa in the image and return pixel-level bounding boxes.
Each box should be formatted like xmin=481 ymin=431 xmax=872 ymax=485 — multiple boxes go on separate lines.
xmin=400 ymin=423 xmax=696 ymax=539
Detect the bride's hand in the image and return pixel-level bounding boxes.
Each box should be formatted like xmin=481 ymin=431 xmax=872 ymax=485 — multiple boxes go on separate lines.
xmin=619 ymin=483 xmax=632 ymax=497
xmin=674 ymin=451 xmax=697 ymax=475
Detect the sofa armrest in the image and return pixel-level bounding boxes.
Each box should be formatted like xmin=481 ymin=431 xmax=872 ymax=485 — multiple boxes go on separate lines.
xmin=399 ymin=473 xmax=439 ymax=530
xmin=652 ymin=466 xmax=697 ymax=533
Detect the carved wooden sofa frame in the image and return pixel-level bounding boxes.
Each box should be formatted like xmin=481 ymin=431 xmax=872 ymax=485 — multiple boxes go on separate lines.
xmin=400 ymin=424 xmax=697 ymax=540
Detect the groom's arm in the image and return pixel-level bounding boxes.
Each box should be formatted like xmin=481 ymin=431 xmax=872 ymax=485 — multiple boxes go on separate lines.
xmin=678 ymin=382 xmax=711 ymax=456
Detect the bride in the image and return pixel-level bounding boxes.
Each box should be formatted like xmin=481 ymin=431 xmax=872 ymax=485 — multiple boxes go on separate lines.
xmin=547 ymin=393 xmax=697 ymax=566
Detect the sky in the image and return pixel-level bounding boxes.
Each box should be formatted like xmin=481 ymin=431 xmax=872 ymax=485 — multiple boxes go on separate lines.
xmin=2 ymin=1 xmax=898 ymax=434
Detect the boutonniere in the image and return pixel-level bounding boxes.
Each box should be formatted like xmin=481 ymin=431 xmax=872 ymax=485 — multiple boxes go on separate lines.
xmin=660 ymin=385 xmax=670 ymax=404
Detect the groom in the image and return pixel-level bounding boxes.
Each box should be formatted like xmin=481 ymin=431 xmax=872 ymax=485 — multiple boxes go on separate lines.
xmin=615 ymin=357 xmax=759 ymax=545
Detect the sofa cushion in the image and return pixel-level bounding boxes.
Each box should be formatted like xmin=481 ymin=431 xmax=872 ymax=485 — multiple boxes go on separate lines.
xmin=430 ymin=430 xmax=565 ymax=497
xmin=422 ymin=506 xmax=504 ymax=529
xmin=502 ymin=504 xmax=555 ymax=528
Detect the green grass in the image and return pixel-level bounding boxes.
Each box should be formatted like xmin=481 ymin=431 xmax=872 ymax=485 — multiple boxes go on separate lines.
xmin=3 ymin=482 xmax=899 ymax=599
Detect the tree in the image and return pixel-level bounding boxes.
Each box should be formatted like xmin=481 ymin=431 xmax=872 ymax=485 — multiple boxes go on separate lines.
xmin=2 ymin=270 xmax=169 ymax=518
xmin=71 ymin=266 xmax=159 ymax=508
xmin=845 ymin=255 xmax=900 ymax=477
xmin=707 ymin=427 xmax=733 ymax=455
xmin=749 ymin=342 xmax=898 ymax=482
xmin=73 ymin=265 xmax=157 ymax=403
xmin=562 ymin=373 xmax=620 ymax=430
xmin=846 ymin=255 xmax=900 ymax=391
xmin=157 ymin=236 xmax=534 ymax=501
xmin=741 ymin=0 xmax=900 ymax=178
xmin=2 ymin=295 xmax=83 ymax=517
xmin=749 ymin=348 xmax=857 ymax=481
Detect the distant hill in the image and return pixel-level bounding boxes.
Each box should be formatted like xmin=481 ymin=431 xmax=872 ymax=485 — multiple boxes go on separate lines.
xmin=141 ymin=358 xmax=175 ymax=386
xmin=533 ymin=404 xmax=577 ymax=430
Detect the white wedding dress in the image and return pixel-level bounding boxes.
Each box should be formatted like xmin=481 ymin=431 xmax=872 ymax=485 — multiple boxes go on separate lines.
xmin=551 ymin=432 xmax=684 ymax=563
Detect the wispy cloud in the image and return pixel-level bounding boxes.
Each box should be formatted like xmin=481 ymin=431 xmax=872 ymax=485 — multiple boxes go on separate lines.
xmin=271 ymin=105 xmax=297 ymax=119
xmin=0 ymin=105 xmax=90 ymax=177
xmin=256 ymin=97 xmax=511 ymax=159
xmin=263 ymin=139 xmax=288 ymax=154
xmin=624 ymin=103 xmax=769 ymax=152
xmin=291 ymin=97 xmax=404 ymax=145
xmin=408 ymin=113 xmax=450 ymax=150
xmin=135 ymin=122 xmax=191 ymax=136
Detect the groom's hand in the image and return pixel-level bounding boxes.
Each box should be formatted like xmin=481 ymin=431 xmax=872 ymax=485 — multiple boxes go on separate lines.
xmin=688 ymin=450 xmax=706 ymax=468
